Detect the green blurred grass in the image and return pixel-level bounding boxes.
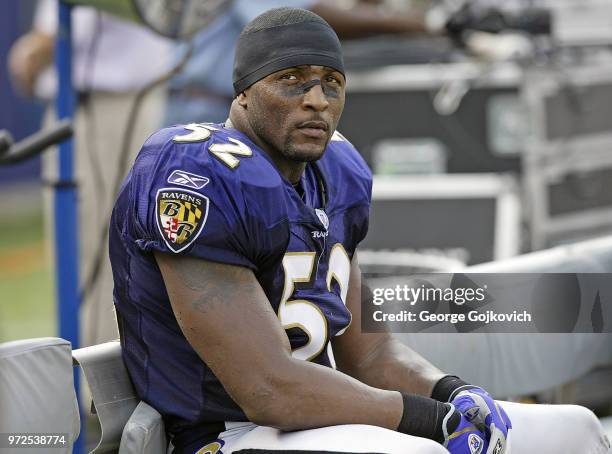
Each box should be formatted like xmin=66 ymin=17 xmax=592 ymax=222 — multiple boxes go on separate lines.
xmin=0 ymin=210 xmax=55 ymax=342
xmin=0 ymin=209 xmax=45 ymax=250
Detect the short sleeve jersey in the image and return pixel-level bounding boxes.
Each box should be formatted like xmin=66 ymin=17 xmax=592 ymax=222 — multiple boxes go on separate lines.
xmin=109 ymin=123 xmax=372 ymax=444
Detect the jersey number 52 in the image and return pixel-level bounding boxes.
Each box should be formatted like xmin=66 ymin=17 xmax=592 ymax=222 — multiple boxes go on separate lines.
xmin=279 ymin=244 xmax=351 ymax=362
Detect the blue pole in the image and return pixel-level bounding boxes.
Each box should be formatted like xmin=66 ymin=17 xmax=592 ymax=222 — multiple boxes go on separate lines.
xmin=55 ymin=2 xmax=83 ymax=453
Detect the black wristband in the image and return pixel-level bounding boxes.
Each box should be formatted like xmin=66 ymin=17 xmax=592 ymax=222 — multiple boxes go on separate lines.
xmin=397 ymin=393 xmax=458 ymax=443
xmin=431 ymin=375 xmax=473 ymax=402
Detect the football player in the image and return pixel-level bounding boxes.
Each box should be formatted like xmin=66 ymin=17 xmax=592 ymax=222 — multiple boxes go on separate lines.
xmin=109 ymin=7 xmax=610 ymax=454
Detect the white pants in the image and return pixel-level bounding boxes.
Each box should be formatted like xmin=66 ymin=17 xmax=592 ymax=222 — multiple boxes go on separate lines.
xmin=208 ymin=402 xmax=610 ymax=454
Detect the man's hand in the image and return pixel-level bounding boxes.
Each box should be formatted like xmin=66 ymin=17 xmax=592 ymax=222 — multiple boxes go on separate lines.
xmin=451 ymin=387 xmax=511 ymax=454
xmin=8 ymin=31 xmax=54 ymax=96
xmin=444 ymin=404 xmax=489 ymax=454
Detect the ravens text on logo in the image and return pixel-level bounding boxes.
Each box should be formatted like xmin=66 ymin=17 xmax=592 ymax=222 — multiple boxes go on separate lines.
xmin=156 ymin=188 xmax=209 ymax=253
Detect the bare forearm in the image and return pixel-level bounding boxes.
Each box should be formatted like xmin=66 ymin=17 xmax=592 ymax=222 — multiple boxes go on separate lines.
xmin=251 ymin=356 xmax=403 ymax=431
xmin=341 ymin=335 xmax=445 ymax=397
xmin=310 ymin=3 xmax=427 ymax=38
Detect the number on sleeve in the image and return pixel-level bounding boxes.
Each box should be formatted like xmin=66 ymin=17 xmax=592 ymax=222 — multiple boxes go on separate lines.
xmin=209 ymin=138 xmax=253 ymax=169
xmin=172 ymin=123 xmax=219 ymax=143
xmin=172 ymin=124 xmax=253 ymax=169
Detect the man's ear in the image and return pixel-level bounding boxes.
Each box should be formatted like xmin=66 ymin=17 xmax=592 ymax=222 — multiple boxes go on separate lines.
xmin=236 ymin=91 xmax=248 ymax=108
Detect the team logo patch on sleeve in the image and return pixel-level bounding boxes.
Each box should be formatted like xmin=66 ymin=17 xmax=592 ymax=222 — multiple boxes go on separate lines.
xmin=156 ymin=188 xmax=209 ymax=253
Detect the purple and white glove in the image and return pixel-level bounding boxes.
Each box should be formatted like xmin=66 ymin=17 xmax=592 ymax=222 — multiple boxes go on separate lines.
xmin=432 ymin=376 xmax=511 ymax=454
xmin=443 ymin=404 xmax=489 ymax=454
xmin=451 ymin=386 xmax=511 ymax=454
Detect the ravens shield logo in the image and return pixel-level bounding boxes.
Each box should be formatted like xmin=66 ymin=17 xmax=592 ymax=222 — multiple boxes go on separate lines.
xmin=156 ymin=188 xmax=209 ymax=253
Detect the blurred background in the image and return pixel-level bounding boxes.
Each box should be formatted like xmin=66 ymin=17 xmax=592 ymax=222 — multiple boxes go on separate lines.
xmin=1 ymin=0 xmax=612 ymax=447
xmin=1 ymin=0 xmax=53 ymax=341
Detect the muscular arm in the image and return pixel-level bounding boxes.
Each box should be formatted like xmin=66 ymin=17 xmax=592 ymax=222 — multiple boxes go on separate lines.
xmin=332 ymin=252 xmax=446 ymax=397
xmin=155 ymin=251 xmax=402 ymax=432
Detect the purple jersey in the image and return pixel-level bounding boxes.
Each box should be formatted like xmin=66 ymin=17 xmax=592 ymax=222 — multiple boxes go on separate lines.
xmin=109 ymin=123 xmax=372 ymax=446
